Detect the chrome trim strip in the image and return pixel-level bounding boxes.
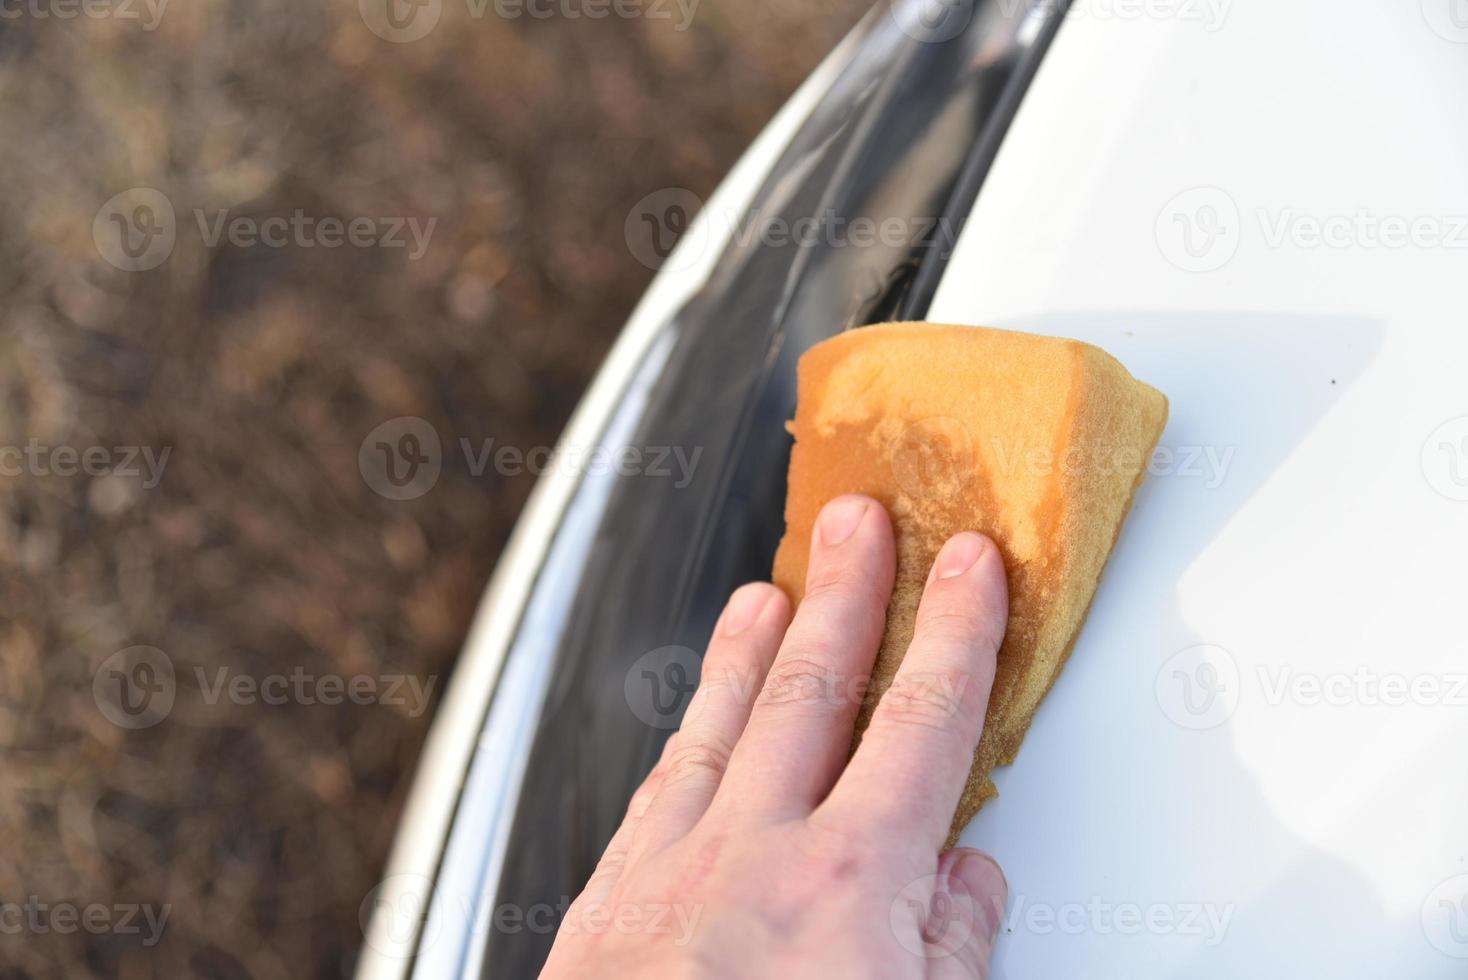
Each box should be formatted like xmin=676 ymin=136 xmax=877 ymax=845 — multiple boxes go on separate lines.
xmin=416 ymin=330 xmax=676 ymax=980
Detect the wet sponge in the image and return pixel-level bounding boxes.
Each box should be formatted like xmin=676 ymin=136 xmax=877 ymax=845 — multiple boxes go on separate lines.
xmin=772 ymin=322 xmax=1168 ymax=842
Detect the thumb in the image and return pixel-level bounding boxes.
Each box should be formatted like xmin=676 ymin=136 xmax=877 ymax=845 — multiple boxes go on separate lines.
xmin=928 ymin=848 xmax=1006 ymax=980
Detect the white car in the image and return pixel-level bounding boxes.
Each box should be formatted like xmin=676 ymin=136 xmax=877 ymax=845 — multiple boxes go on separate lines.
xmin=360 ymin=1 xmax=1468 ymax=976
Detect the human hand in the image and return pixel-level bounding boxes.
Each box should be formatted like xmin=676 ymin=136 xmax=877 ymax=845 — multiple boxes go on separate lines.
xmin=541 ymin=494 xmax=1010 ymax=979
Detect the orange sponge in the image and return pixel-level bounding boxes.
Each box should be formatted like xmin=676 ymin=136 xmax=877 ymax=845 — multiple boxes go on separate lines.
xmin=772 ymin=322 xmax=1168 ymax=842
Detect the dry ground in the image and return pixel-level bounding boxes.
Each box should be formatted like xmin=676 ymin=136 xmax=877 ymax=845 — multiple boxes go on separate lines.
xmin=0 ymin=1 xmax=867 ymax=975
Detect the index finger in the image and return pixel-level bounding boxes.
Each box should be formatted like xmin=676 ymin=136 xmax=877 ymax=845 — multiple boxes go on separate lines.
xmin=813 ymin=531 xmax=1007 ymax=851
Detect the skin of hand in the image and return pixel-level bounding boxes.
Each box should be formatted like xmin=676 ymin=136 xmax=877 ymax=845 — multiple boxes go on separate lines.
xmin=540 ymin=494 xmax=1010 ymax=979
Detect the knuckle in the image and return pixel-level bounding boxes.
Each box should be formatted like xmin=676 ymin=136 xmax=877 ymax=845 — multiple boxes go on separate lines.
xmin=628 ymin=770 xmax=665 ymax=817
xmin=872 ymin=670 xmax=972 ymax=732
xmin=801 ymin=568 xmax=887 ymax=612
xmin=757 ymin=656 xmax=840 ymax=711
xmin=663 ymin=740 xmax=733 ymax=787
xmin=916 ymin=605 xmax=985 ymax=644
xmin=691 ymin=660 xmax=759 ymax=709
xmin=591 ymin=847 xmax=628 ymax=882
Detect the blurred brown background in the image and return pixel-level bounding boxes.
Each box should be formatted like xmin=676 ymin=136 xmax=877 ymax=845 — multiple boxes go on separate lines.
xmin=0 ymin=0 xmax=866 ymax=975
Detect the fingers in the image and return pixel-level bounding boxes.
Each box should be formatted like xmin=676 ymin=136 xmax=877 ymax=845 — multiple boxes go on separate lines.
xmin=819 ymin=532 xmax=1006 ymax=851
xmin=927 ymin=848 xmax=1007 ymax=980
xmin=625 ymin=583 xmax=790 ymax=862
xmin=713 ymin=495 xmax=895 ymax=821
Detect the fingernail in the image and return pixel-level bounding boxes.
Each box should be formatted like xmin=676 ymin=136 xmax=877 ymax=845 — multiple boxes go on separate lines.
xmin=954 ymin=851 xmax=1007 ymax=941
xmin=935 ymin=532 xmax=986 ymax=580
xmin=719 ymin=584 xmax=772 ymax=637
xmin=818 ymin=496 xmax=868 ymax=546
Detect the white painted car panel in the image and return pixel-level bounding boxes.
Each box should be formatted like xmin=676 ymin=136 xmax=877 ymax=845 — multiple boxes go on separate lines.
xmin=929 ymin=2 xmax=1468 ymax=976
